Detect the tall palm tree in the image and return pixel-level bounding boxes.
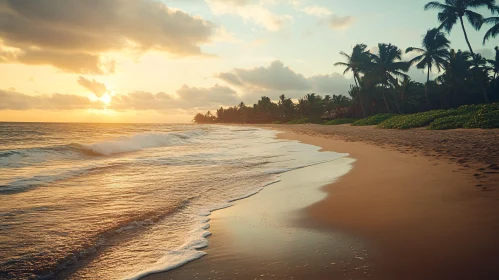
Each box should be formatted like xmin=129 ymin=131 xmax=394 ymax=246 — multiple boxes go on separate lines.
xmin=483 ymin=6 xmax=499 ymax=44
xmin=424 ymin=0 xmax=496 ymax=59
xmin=334 ymin=44 xmax=372 ymax=117
xmin=406 ymin=28 xmax=450 ymax=105
xmin=370 ymin=43 xmax=411 ymax=113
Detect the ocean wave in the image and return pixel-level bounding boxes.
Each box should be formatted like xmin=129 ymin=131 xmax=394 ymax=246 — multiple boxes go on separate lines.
xmin=0 ymin=131 xmax=205 ymax=168
xmin=0 ymin=198 xmax=193 ymax=280
xmin=0 ymin=162 xmax=125 ymax=194
xmin=75 ymin=131 xmax=204 ymax=156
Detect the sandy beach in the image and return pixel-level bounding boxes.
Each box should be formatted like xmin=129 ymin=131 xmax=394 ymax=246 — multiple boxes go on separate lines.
xmin=145 ymin=124 xmax=499 ymax=280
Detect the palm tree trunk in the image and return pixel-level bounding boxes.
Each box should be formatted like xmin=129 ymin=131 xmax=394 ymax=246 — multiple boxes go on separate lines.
xmin=425 ymin=65 xmax=430 ymax=106
xmin=382 ymin=84 xmax=391 ymax=113
xmin=460 ymin=16 xmax=489 ymax=103
xmin=354 ymin=74 xmax=366 ymax=118
xmin=459 ymin=16 xmax=475 ymax=58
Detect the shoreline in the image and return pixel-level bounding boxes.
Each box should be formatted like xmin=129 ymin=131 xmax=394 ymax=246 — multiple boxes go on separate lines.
xmin=144 ymin=124 xmax=499 ymax=279
xmin=275 ymin=127 xmax=499 ymax=279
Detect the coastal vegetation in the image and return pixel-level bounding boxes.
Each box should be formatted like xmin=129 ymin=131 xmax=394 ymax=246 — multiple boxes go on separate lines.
xmin=194 ymin=1 xmax=499 ymax=130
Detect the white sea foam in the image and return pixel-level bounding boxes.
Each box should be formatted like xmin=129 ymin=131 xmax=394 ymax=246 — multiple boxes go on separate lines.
xmin=80 ymin=131 xmax=203 ymax=156
xmin=0 ymin=124 xmax=353 ymax=280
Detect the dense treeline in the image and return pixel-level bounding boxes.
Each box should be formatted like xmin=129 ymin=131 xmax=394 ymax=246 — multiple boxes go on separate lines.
xmin=194 ymin=0 xmax=499 ymax=126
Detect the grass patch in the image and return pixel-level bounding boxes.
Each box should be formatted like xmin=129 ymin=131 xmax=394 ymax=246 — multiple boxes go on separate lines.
xmin=427 ymin=114 xmax=472 ymax=130
xmin=352 ymin=114 xmax=398 ymax=126
xmin=287 ymin=118 xmax=310 ymax=124
xmin=463 ymin=107 xmax=499 ymax=129
xmin=378 ymin=103 xmax=499 ymax=130
xmin=323 ymin=118 xmax=357 ymax=125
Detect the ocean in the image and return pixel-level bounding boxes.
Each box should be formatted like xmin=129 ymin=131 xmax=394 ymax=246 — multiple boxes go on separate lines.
xmin=0 ymin=123 xmax=348 ymax=279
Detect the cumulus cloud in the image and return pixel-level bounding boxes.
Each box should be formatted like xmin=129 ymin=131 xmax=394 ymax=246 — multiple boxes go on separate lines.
xmin=0 ymin=89 xmax=103 ymax=110
xmin=217 ymin=60 xmax=353 ymax=99
xmin=0 ymin=0 xmax=214 ymax=73
xmin=290 ymin=3 xmax=355 ymax=30
xmin=308 ymin=73 xmax=353 ymax=94
xmin=176 ymin=84 xmax=239 ymax=108
xmin=77 ymin=77 xmax=108 ymax=97
xmin=206 ymin=0 xmax=292 ymax=31
xmin=110 ymin=85 xmax=240 ymax=111
xmin=218 ymin=60 xmax=310 ymax=91
xmin=111 ymin=91 xmax=174 ymax=111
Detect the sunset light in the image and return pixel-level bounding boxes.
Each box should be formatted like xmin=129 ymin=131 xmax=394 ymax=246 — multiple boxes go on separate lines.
xmin=1 ymin=1 xmax=499 ymax=279
xmin=100 ymin=93 xmax=112 ymax=105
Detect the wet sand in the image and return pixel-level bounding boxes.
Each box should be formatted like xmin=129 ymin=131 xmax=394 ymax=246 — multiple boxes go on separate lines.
xmin=144 ymin=125 xmax=499 ymax=280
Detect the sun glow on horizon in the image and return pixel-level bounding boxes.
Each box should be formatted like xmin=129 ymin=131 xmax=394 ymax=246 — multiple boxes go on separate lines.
xmin=100 ymin=93 xmax=112 ymax=105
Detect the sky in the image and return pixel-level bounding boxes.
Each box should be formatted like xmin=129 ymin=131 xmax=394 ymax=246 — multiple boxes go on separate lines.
xmin=0 ymin=0 xmax=497 ymax=123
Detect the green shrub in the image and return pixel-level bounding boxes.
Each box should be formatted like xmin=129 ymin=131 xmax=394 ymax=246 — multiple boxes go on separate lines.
xmin=287 ymin=118 xmax=311 ymax=124
xmin=428 ymin=114 xmax=472 ymax=130
xmin=323 ymin=118 xmax=357 ymax=125
xmin=379 ymin=103 xmax=499 ymax=130
xmin=464 ymin=110 xmax=499 ymax=129
xmin=377 ymin=109 xmax=462 ymax=129
xmin=352 ymin=114 xmax=398 ymax=126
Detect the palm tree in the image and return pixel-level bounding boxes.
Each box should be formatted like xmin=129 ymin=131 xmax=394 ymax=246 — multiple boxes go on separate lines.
xmin=406 ymin=28 xmax=450 ymax=106
xmin=483 ymin=6 xmax=499 ymax=44
xmin=334 ymin=44 xmax=373 ymax=117
xmin=394 ymin=77 xmax=425 ymax=113
xmin=370 ymin=43 xmax=411 ymax=113
xmin=488 ymin=46 xmax=499 ymax=80
xmin=437 ymin=49 xmax=474 ymax=105
xmin=424 ymin=0 xmax=495 ymax=59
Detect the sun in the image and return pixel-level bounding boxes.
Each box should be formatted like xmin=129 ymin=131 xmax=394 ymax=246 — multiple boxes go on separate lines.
xmin=100 ymin=93 xmax=112 ymax=105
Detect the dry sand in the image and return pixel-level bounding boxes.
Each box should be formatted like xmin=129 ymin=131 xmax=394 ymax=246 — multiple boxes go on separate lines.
xmin=145 ymin=124 xmax=499 ymax=280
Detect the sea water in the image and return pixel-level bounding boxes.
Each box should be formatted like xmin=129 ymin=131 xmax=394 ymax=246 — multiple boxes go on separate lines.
xmin=0 ymin=123 xmax=348 ymax=279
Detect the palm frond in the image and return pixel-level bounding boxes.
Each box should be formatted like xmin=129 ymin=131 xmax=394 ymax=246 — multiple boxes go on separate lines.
xmin=438 ymin=13 xmax=458 ymax=32
xmin=424 ymin=1 xmax=451 ymax=10
xmin=483 ymin=21 xmax=499 ymax=43
xmin=464 ymin=10 xmax=484 ymax=30
xmin=406 ymin=47 xmax=425 ymax=54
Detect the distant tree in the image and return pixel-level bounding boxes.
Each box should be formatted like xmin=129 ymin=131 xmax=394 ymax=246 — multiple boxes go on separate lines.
xmin=488 ymin=46 xmax=499 ymax=80
xmin=406 ymin=28 xmax=450 ymax=105
xmin=437 ymin=49 xmax=474 ymax=105
xmin=394 ymin=77 xmax=425 ymax=113
xmin=370 ymin=43 xmax=411 ymax=113
xmin=278 ymin=94 xmax=295 ymax=121
xmin=334 ymin=44 xmax=373 ymax=117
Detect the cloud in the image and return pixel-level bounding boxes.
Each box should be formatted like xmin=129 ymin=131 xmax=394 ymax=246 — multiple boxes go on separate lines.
xmin=0 ymin=0 xmax=214 ymax=73
xmin=322 ymin=14 xmax=355 ymax=30
xmin=218 ymin=60 xmax=310 ymax=91
xmin=217 ymin=60 xmax=354 ymax=99
xmin=302 ymin=5 xmax=332 ymax=17
xmin=109 ymin=84 xmax=240 ymax=111
xmin=290 ymin=3 xmax=355 ymax=30
xmin=0 ymin=89 xmax=103 ymax=110
xmin=206 ymin=0 xmax=292 ymax=31
xmin=0 ymin=83 xmax=240 ymax=112
xmin=476 ymin=48 xmax=494 ymax=59
xmin=176 ymin=84 xmax=239 ymax=108
xmin=111 ymin=91 xmax=175 ymax=111
xmin=77 ymin=77 xmax=108 ymax=98
xmin=308 ymin=73 xmax=353 ymax=94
